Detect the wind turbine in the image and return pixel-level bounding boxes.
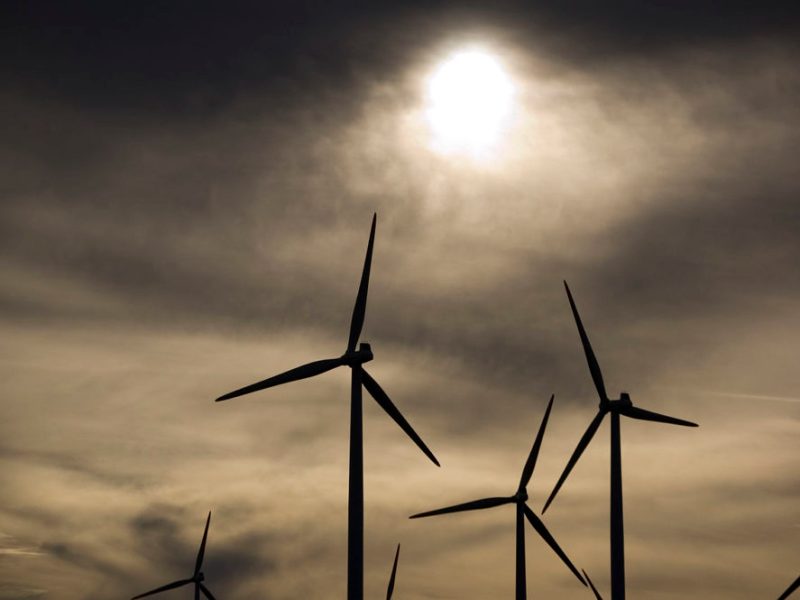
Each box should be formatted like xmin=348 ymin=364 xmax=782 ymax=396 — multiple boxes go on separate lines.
xmin=542 ymin=281 xmax=698 ymax=600
xmin=778 ymin=574 xmax=800 ymax=600
xmin=215 ymin=214 xmax=439 ymax=600
xmin=131 ymin=511 xmax=217 ymax=600
xmin=410 ymin=396 xmax=586 ymax=599
xmin=385 ymin=544 xmax=400 ymax=600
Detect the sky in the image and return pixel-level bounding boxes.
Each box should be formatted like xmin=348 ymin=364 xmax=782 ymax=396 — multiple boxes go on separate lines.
xmin=1 ymin=1 xmax=799 ymax=599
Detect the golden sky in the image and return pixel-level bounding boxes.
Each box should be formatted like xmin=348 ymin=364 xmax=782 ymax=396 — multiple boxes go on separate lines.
xmin=1 ymin=2 xmax=799 ymax=599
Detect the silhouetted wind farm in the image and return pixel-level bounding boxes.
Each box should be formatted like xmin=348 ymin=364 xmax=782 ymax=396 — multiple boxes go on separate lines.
xmin=112 ymin=232 xmax=796 ymax=600
xmin=117 ymin=216 xmax=792 ymax=600
xmin=6 ymin=3 xmax=799 ymax=597
xmin=215 ymin=214 xmax=439 ymax=600
xmin=542 ymin=281 xmax=698 ymax=600
xmin=131 ymin=511 xmax=217 ymax=600
xmin=192 ymin=228 xmax=792 ymax=600
xmin=410 ymin=395 xmax=586 ymax=599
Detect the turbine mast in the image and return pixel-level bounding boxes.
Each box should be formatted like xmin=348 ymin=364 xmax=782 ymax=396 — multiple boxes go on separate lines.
xmin=610 ymin=412 xmax=625 ymax=600
xmin=348 ymin=366 xmax=364 ymax=600
xmin=515 ymin=503 xmax=527 ymax=600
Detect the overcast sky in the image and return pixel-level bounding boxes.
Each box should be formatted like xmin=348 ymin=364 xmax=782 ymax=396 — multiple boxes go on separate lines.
xmin=1 ymin=2 xmax=799 ymax=599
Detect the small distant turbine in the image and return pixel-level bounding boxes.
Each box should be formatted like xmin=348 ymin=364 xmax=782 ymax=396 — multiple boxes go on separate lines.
xmin=385 ymin=544 xmax=400 ymax=600
xmin=410 ymin=396 xmax=586 ymax=599
xmin=542 ymin=281 xmax=698 ymax=600
xmin=132 ymin=511 xmax=217 ymax=600
xmin=216 ymin=214 xmax=439 ymax=600
xmin=778 ymin=574 xmax=800 ymax=600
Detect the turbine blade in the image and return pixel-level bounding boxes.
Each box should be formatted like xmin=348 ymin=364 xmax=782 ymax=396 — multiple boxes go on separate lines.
xmin=542 ymin=410 xmax=605 ymax=513
xmin=519 ymin=394 xmax=555 ymax=491
xmin=348 ymin=213 xmax=377 ymax=352
xmin=216 ymin=357 xmax=345 ymax=401
xmin=778 ymin=574 xmax=800 ymax=600
xmin=131 ymin=579 xmax=192 ymax=599
xmin=386 ymin=544 xmax=400 ymax=600
xmin=583 ymin=569 xmax=604 ymax=600
xmin=523 ymin=505 xmax=586 ymax=587
xmin=194 ymin=512 xmax=211 ymax=576
xmin=564 ymin=281 xmax=608 ymax=402
xmin=199 ymin=583 xmax=218 ymax=600
xmin=361 ymin=368 xmax=440 ymax=466
xmin=410 ymin=496 xmax=513 ymax=519
xmin=621 ymin=405 xmax=698 ymax=427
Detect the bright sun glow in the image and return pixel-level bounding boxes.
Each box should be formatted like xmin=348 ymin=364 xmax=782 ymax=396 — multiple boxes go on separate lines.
xmin=426 ymin=49 xmax=515 ymax=158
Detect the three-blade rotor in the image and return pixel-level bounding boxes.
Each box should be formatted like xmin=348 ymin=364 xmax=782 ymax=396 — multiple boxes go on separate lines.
xmin=215 ymin=214 xmax=438 ymax=467
xmin=131 ymin=512 xmax=217 ymax=600
xmin=543 ymin=281 xmax=697 ymax=514
xmin=410 ymin=396 xmax=585 ymax=587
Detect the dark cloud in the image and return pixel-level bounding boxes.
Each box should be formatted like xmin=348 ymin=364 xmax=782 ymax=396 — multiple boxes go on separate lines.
xmin=3 ymin=2 xmax=799 ymax=117
xmin=1 ymin=2 xmax=799 ymax=599
xmin=40 ymin=540 xmax=130 ymax=583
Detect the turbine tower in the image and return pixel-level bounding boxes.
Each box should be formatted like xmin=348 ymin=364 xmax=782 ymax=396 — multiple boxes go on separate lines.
xmin=410 ymin=396 xmax=586 ymax=599
xmin=542 ymin=281 xmax=698 ymax=600
xmin=131 ymin=511 xmax=217 ymax=600
xmin=216 ymin=214 xmax=439 ymax=600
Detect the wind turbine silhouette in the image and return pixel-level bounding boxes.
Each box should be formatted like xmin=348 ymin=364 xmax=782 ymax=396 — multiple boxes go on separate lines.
xmin=215 ymin=214 xmax=439 ymax=600
xmin=542 ymin=281 xmax=698 ymax=600
xmin=131 ymin=511 xmax=217 ymax=600
xmin=410 ymin=395 xmax=586 ymax=599
xmin=385 ymin=544 xmax=400 ymax=600
xmin=778 ymin=574 xmax=800 ymax=600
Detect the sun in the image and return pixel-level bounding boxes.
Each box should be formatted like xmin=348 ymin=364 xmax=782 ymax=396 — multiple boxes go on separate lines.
xmin=425 ymin=48 xmax=516 ymax=158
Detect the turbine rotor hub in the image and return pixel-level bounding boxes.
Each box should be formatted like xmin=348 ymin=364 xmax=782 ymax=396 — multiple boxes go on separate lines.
xmin=343 ymin=342 xmax=374 ymax=366
xmin=514 ymin=490 xmax=528 ymax=503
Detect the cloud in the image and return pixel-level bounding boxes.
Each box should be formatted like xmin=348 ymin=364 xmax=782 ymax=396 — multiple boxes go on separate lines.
xmin=1 ymin=3 xmax=798 ymax=599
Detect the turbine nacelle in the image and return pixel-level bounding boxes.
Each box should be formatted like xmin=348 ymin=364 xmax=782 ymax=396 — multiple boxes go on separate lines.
xmin=342 ymin=342 xmax=373 ymax=367
xmin=513 ymin=490 xmax=529 ymax=503
xmin=605 ymin=392 xmax=632 ymax=411
xmin=193 ymin=573 xmax=205 ymax=583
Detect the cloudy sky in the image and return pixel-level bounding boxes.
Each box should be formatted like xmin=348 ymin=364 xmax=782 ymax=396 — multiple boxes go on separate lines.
xmin=1 ymin=2 xmax=799 ymax=599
